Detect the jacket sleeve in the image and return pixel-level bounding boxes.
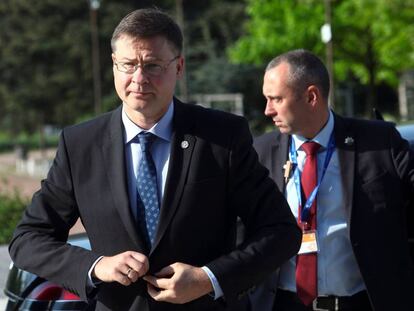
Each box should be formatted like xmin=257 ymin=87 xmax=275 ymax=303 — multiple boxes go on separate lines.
xmin=206 ymin=117 xmax=301 ymax=304
xmin=8 ymin=131 xmax=101 ymax=301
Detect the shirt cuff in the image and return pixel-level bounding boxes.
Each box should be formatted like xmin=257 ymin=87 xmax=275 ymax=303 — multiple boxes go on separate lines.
xmin=201 ymin=266 xmax=224 ymax=300
xmin=87 ymin=256 xmax=104 ymax=288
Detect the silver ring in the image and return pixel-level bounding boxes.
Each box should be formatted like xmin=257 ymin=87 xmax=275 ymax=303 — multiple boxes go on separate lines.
xmin=126 ymin=268 xmax=132 ymax=276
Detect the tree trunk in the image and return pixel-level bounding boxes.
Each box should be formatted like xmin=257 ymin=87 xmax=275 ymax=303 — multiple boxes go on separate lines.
xmin=365 ymin=31 xmax=377 ymax=118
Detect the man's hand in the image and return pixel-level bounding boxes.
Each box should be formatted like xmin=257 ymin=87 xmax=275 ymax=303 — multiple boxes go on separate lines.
xmin=93 ymin=251 xmax=149 ymax=286
xmin=143 ymin=262 xmax=213 ymax=304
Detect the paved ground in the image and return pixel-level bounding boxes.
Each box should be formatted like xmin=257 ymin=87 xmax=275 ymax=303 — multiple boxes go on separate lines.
xmin=0 ymin=149 xmax=51 ymax=197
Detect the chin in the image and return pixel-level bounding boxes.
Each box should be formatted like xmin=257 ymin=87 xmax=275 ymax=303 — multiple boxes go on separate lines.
xmin=125 ymin=99 xmax=150 ymax=111
xmin=279 ymin=127 xmax=292 ymax=135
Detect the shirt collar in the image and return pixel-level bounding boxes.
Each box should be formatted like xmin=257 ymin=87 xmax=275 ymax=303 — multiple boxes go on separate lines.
xmin=122 ymin=101 xmax=174 ymax=144
xmin=292 ymin=110 xmax=334 ymax=151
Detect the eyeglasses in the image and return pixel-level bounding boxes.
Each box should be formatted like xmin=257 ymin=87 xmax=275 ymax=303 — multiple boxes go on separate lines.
xmin=114 ymin=56 xmax=180 ymax=76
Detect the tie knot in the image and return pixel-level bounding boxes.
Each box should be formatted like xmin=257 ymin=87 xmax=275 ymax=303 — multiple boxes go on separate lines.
xmin=301 ymin=141 xmax=320 ymax=156
xmin=137 ymin=132 xmax=156 ymax=152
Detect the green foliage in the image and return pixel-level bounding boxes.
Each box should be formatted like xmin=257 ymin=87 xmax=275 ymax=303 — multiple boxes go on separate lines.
xmin=0 ymin=190 xmax=27 ymax=244
xmin=0 ymin=0 xmax=136 ymax=134
xmin=229 ymin=0 xmax=325 ymax=64
xmin=0 ymin=131 xmax=59 ymax=153
xmin=183 ymin=0 xmax=270 ymax=131
xmin=229 ymin=0 xmax=414 ymax=116
xmin=0 ymin=0 xmax=268 ymax=132
xmin=334 ymin=0 xmax=414 ymax=86
xmin=230 ymin=0 xmax=414 ymax=85
xmin=184 ymin=0 xmax=250 ymax=93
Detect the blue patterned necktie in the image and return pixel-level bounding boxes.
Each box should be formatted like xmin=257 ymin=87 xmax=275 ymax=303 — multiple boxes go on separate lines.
xmin=136 ymin=132 xmax=160 ymax=247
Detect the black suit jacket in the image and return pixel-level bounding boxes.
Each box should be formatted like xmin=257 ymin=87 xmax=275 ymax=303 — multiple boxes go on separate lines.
xmin=252 ymin=114 xmax=414 ymax=311
xmin=9 ymin=100 xmax=301 ymax=311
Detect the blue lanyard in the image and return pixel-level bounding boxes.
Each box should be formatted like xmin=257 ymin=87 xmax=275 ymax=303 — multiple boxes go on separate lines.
xmin=290 ymin=133 xmax=336 ymax=223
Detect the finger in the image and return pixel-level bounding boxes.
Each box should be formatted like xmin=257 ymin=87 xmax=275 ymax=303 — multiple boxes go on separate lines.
xmin=154 ymin=265 xmax=175 ymax=277
xmin=147 ymin=282 xmax=168 ymax=301
xmin=128 ymin=253 xmax=149 ymax=276
xmin=117 ymin=263 xmax=132 ymax=278
xmin=144 ymin=273 xmax=174 ymax=290
xmin=127 ymin=268 xmax=139 ymax=283
xmin=115 ymin=271 xmax=132 ymax=286
xmin=130 ymin=252 xmax=149 ymax=269
xmin=125 ymin=261 xmax=146 ymax=278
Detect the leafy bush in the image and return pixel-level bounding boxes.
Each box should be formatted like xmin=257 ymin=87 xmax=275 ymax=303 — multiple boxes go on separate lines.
xmin=0 ymin=132 xmax=59 ymax=153
xmin=0 ymin=191 xmax=27 ymax=244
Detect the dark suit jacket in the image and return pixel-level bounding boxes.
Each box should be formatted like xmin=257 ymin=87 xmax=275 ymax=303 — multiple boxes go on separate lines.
xmin=252 ymin=114 xmax=414 ymax=311
xmin=9 ymin=100 xmax=301 ymax=311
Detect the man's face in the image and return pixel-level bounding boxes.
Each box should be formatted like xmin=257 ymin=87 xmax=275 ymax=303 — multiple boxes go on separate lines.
xmin=262 ymin=63 xmax=309 ymax=136
xmin=112 ymin=35 xmax=183 ymax=126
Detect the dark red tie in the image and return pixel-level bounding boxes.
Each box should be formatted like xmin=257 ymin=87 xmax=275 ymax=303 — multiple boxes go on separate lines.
xmin=296 ymin=141 xmax=320 ymax=306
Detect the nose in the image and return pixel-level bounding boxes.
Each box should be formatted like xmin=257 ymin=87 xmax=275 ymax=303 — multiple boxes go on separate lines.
xmin=264 ymin=100 xmax=276 ymax=117
xmin=131 ymin=66 xmax=149 ymax=84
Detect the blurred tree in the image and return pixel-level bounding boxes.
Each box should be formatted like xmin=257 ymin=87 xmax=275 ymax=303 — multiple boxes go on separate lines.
xmin=182 ymin=0 xmax=268 ymax=132
xmin=0 ymin=0 xmax=136 ymax=138
xmin=229 ymin=0 xmax=414 ymax=118
xmin=334 ymin=0 xmax=414 ymax=115
xmin=229 ymin=0 xmax=325 ymax=63
xmin=185 ymin=0 xmax=247 ymax=94
xmin=0 ymin=0 xmax=267 ymax=139
xmin=0 ymin=0 xmax=91 ymax=136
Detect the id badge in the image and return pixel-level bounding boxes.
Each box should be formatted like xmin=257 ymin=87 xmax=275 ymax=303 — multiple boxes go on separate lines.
xmin=298 ymin=230 xmax=318 ymax=254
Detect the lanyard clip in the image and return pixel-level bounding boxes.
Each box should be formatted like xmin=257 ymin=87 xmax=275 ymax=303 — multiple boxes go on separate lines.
xmin=283 ymin=160 xmax=293 ymax=183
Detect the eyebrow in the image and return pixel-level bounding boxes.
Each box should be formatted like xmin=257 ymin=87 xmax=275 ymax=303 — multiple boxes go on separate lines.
xmin=116 ymin=56 xmax=162 ymax=62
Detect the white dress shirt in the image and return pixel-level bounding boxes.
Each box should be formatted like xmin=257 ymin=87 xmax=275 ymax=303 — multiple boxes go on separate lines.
xmin=88 ymin=102 xmax=224 ymax=299
xmin=279 ymin=111 xmax=366 ymax=296
xmin=122 ymin=102 xmax=224 ymax=299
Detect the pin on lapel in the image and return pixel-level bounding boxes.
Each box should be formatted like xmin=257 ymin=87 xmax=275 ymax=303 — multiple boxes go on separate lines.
xmin=344 ymin=136 xmax=354 ymax=146
xmin=283 ymin=160 xmax=293 ymax=183
xmin=181 ymin=140 xmax=189 ymax=149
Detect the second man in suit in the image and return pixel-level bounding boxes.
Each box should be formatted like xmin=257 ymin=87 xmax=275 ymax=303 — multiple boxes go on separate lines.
xmin=252 ymin=49 xmax=414 ymax=311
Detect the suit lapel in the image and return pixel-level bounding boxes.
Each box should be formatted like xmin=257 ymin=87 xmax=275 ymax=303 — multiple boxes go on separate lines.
xmin=333 ymin=114 xmax=356 ymax=224
xmin=272 ymin=133 xmax=290 ymax=192
xmin=151 ymin=101 xmax=196 ymax=252
xmin=102 ymin=107 xmax=148 ymax=250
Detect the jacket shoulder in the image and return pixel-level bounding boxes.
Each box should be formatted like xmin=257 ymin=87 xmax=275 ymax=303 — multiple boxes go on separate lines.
xmin=61 ymin=107 xmax=119 ymax=144
xmin=179 ymin=101 xmax=246 ymax=126
xmin=254 ymin=130 xmax=281 ymax=152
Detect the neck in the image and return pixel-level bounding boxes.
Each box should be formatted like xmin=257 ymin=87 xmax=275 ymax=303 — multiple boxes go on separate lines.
xmin=301 ymin=109 xmax=330 ymax=139
xmin=127 ymin=112 xmax=157 ymax=130
xmin=123 ymin=105 xmax=168 ymax=130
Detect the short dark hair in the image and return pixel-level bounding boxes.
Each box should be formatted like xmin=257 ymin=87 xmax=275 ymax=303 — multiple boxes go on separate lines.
xmin=266 ymin=49 xmax=330 ymax=100
xmin=111 ymin=8 xmax=183 ymax=54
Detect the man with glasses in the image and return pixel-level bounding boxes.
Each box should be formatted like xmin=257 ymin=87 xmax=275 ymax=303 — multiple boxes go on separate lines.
xmin=9 ymin=8 xmax=301 ymax=311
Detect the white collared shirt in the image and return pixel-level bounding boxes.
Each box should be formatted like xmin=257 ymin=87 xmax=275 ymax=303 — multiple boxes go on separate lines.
xmin=122 ymin=103 xmax=173 ymax=220
xmin=122 ymin=102 xmax=224 ymax=299
xmin=279 ymin=110 xmax=366 ymax=296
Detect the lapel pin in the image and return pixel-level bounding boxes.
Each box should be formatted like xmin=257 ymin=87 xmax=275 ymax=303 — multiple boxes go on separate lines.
xmin=344 ymin=136 xmax=354 ymax=146
xmin=181 ymin=140 xmax=189 ymax=149
xmin=283 ymin=160 xmax=293 ymax=183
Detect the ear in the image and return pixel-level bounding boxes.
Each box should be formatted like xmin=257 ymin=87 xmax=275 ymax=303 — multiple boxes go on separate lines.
xmin=306 ymin=85 xmax=321 ymax=108
xmin=175 ymin=56 xmax=185 ymax=78
xmin=111 ymin=53 xmax=116 ymax=64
